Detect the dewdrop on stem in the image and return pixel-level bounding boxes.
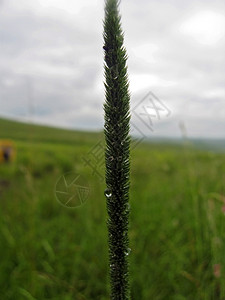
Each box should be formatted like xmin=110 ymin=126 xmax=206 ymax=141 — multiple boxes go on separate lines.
xmin=125 ymin=248 xmax=131 ymax=256
xmin=104 ymin=188 xmax=112 ymax=198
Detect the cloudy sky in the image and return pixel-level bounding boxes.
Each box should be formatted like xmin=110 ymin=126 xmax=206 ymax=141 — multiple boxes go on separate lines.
xmin=0 ymin=0 xmax=225 ymax=138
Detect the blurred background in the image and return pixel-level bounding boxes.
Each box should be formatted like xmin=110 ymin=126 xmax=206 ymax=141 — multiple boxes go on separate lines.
xmin=0 ymin=0 xmax=225 ymax=299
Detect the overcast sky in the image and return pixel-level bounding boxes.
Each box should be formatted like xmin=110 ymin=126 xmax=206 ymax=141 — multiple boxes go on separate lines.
xmin=0 ymin=0 xmax=224 ymax=138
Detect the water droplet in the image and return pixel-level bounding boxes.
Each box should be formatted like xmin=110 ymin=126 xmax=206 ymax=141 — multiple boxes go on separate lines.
xmin=104 ymin=189 xmax=112 ymax=198
xmin=125 ymin=248 xmax=131 ymax=256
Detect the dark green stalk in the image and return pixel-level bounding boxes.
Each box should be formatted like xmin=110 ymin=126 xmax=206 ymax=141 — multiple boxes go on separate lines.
xmin=103 ymin=0 xmax=131 ymax=299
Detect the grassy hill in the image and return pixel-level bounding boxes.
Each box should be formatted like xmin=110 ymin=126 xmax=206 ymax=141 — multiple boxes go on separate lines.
xmin=0 ymin=117 xmax=103 ymax=145
xmin=0 ymin=118 xmax=225 ymax=299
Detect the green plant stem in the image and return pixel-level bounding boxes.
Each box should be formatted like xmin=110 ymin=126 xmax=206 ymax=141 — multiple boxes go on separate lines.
xmin=103 ymin=0 xmax=131 ymax=299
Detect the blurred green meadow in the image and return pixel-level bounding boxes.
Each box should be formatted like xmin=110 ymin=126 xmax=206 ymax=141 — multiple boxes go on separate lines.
xmin=0 ymin=117 xmax=225 ymax=299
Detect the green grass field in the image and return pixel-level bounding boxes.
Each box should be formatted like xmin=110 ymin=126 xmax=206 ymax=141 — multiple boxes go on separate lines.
xmin=0 ymin=117 xmax=225 ymax=299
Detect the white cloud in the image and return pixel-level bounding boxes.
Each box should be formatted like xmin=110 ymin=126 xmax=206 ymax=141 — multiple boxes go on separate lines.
xmin=180 ymin=10 xmax=225 ymax=45
xmin=129 ymin=74 xmax=177 ymax=94
xmin=131 ymin=43 xmax=159 ymax=64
